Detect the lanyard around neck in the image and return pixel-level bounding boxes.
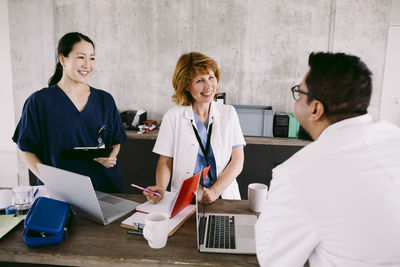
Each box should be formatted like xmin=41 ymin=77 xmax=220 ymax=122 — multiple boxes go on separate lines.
xmin=192 ymin=121 xmax=213 ymax=159
xmin=191 ymin=121 xmax=214 ymax=183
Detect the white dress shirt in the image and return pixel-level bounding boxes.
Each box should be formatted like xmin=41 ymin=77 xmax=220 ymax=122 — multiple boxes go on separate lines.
xmin=256 ymin=114 xmax=400 ymax=267
xmin=153 ymin=102 xmax=246 ymax=199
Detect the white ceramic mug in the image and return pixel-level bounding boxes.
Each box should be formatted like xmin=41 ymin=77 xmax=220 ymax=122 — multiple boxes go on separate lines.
xmin=248 ymin=183 xmax=268 ymax=212
xmin=143 ymin=212 xmax=169 ymax=249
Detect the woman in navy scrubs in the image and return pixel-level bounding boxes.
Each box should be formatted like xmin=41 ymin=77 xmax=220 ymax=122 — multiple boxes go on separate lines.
xmin=13 ymin=32 xmax=127 ymax=193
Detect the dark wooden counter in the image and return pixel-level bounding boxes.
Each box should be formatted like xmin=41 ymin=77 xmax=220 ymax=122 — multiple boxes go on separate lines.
xmin=126 ymin=128 xmax=311 ymax=146
xmin=120 ymin=130 xmax=311 ymax=197
xmin=0 ymin=195 xmax=259 ymax=266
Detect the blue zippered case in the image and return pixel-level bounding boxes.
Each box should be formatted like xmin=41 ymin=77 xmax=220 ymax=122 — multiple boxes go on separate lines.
xmin=23 ymin=197 xmax=71 ymax=247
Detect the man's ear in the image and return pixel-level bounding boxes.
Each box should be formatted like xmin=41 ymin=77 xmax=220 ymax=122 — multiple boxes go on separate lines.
xmin=308 ymin=100 xmax=325 ymax=121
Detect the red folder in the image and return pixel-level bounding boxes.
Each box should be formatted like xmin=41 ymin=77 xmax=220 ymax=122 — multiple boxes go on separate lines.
xmin=136 ymin=166 xmax=210 ymax=218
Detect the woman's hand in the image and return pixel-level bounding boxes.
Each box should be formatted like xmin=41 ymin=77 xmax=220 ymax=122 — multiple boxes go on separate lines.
xmin=93 ymin=155 xmax=117 ymax=168
xmin=93 ymin=144 xmax=120 ymax=168
xmin=201 ymin=187 xmax=220 ymax=204
xmin=201 ymin=146 xmax=244 ymax=203
xmin=143 ymin=185 xmax=164 ymax=204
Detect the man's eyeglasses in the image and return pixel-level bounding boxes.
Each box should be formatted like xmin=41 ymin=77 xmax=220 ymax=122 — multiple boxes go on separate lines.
xmin=290 ymin=85 xmax=315 ymax=101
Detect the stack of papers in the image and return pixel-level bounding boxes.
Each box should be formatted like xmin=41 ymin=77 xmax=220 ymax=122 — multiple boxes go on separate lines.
xmin=135 ymin=191 xmax=178 ymax=216
xmin=121 ymin=167 xmax=209 ymax=235
xmin=0 ymin=186 xmax=49 ymax=240
xmin=0 ymin=215 xmax=25 ymax=239
xmin=0 ymin=189 xmax=12 ymax=210
xmin=121 ymin=204 xmax=195 ymax=236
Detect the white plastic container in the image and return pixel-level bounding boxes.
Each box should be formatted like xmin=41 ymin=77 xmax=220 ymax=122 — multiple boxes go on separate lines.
xmin=232 ymin=105 xmax=274 ymax=137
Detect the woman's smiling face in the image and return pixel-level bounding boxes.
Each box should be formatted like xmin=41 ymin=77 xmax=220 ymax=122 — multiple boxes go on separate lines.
xmin=59 ymin=40 xmax=96 ymax=84
xmin=187 ymin=69 xmax=218 ymax=105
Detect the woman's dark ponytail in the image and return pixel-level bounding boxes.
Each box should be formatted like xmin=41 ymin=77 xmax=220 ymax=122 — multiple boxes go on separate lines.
xmin=48 ymin=32 xmax=95 ymax=87
xmin=48 ymin=62 xmax=63 ymax=86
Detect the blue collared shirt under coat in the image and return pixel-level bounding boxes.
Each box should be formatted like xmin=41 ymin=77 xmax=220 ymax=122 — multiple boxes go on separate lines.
xmin=192 ymin=112 xmax=217 ymax=188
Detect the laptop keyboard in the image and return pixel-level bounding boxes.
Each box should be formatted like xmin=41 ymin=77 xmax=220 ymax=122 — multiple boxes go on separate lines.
xmin=99 ymin=202 xmax=123 ymax=218
xmin=205 ymin=215 xmax=236 ymax=249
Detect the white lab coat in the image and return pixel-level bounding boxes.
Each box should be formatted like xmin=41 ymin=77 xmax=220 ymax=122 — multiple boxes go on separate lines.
xmin=153 ymin=101 xmax=245 ymax=199
xmin=255 ymin=114 xmax=400 ymax=267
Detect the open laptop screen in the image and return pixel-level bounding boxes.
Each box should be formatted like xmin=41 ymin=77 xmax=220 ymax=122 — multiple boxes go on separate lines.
xmin=195 ymin=167 xmax=209 ymax=250
xmin=196 ymin=185 xmax=205 ymax=250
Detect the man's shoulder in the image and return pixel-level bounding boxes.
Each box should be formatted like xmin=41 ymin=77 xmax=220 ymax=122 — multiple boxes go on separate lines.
xmin=371 ymin=119 xmax=400 ymax=135
xmin=273 ymin=141 xmax=320 ymax=181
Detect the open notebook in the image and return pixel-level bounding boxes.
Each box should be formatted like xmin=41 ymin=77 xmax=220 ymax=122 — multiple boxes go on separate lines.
xmin=121 ymin=204 xmax=195 ymax=236
xmin=135 ymin=167 xmax=209 ymax=218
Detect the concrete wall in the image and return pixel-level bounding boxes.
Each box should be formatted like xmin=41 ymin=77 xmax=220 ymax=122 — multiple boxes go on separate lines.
xmin=7 ymin=0 xmax=392 ymax=182
xmin=0 ymin=0 xmax=15 ymax=152
xmin=390 ymin=0 xmax=400 ymax=23
xmin=0 ymin=0 xmax=18 ymax=187
xmin=9 ymin=0 xmax=391 ymax=120
xmin=380 ymin=0 xmax=400 ymax=126
xmin=331 ymin=0 xmax=391 ymax=117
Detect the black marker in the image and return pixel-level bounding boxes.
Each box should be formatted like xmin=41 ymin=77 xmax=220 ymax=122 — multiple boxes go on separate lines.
xmin=127 ymin=230 xmax=143 ymax=235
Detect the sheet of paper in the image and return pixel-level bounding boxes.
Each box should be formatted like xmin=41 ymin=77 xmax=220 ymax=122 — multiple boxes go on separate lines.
xmin=121 ymin=204 xmax=195 ymax=236
xmin=0 ymin=215 xmax=25 ymax=239
xmin=134 ymin=191 xmax=177 ymax=215
xmin=0 ymin=190 xmax=12 ymax=210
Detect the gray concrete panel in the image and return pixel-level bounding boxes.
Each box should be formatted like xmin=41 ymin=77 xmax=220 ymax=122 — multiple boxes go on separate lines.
xmin=8 ymin=0 xmax=391 ymax=183
xmin=9 ymin=0 xmax=391 ymax=120
xmin=332 ymin=0 xmax=391 ymax=119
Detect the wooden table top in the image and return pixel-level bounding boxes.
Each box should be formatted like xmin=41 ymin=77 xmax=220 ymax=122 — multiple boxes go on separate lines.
xmin=0 ymin=195 xmax=259 ymax=266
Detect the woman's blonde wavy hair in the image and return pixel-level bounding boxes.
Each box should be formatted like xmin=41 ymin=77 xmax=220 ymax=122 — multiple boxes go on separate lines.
xmin=172 ymin=52 xmax=220 ymax=106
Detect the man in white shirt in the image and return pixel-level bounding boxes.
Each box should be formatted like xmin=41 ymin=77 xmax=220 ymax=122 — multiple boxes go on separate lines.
xmin=255 ymin=52 xmax=400 ymax=267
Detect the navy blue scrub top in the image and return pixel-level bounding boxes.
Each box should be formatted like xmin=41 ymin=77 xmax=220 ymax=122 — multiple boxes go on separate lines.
xmin=12 ymin=85 xmax=127 ymax=193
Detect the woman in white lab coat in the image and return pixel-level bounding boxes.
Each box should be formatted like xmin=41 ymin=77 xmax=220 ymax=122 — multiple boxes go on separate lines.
xmin=144 ymin=52 xmax=245 ymax=204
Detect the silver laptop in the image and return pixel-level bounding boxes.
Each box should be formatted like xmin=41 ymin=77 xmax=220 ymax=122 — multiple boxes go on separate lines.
xmin=37 ymin=163 xmax=139 ymax=225
xmin=196 ymin=186 xmax=257 ymax=254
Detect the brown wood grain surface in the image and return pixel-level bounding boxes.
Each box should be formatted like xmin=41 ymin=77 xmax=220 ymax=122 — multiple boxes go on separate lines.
xmin=0 ymin=195 xmax=259 ymax=266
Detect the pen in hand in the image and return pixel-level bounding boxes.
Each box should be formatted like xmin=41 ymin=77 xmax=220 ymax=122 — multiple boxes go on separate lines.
xmin=131 ymin=184 xmax=161 ymax=197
